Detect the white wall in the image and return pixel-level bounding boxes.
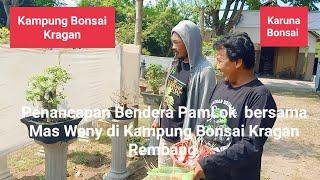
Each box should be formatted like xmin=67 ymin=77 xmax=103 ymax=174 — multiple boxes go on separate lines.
xmin=299 ymin=33 xmax=318 ymax=53
xmin=234 ymin=27 xmax=260 ymax=44
xmin=0 ymin=44 xmax=140 ymax=155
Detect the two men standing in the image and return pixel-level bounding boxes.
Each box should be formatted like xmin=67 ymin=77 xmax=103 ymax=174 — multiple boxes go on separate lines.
xmin=152 ymin=20 xmax=277 ymax=180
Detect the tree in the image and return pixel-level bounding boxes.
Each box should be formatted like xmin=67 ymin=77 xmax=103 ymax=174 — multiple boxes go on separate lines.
xmin=246 ymin=0 xmax=261 ymax=10
xmin=205 ymin=0 xmax=246 ymax=36
xmin=199 ymin=7 xmax=205 ymax=36
xmin=281 ymin=0 xmax=320 ymax=11
xmin=78 ymin=0 xmax=135 ymax=44
xmin=1 ymin=0 xmax=65 ymax=28
xmin=134 ymin=0 xmax=143 ymax=47
xmin=0 ymin=2 xmax=6 ymax=26
xmin=78 ymin=0 xmax=183 ymax=57
xmin=142 ymin=0 xmax=183 ymax=56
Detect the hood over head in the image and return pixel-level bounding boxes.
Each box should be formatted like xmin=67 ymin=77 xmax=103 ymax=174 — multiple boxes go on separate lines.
xmin=171 ymin=20 xmax=203 ymax=72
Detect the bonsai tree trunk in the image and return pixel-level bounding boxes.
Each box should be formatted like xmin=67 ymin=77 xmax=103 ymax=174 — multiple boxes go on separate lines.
xmin=42 ymin=102 xmax=55 ymax=123
xmin=41 ymin=90 xmax=58 ymax=123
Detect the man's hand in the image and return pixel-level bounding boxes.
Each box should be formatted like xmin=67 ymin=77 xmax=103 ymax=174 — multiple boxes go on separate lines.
xmin=192 ymin=161 xmax=205 ymax=180
xmin=151 ymin=120 xmax=159 ymax=128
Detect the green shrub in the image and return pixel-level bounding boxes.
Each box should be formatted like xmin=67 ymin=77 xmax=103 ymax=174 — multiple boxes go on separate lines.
xmin=145 ymin=64 xmax=166 ymax=94
xmin=0 ymin=27 xmax=9 ymax=44
xmin=127 ymin=136 xmax=148 ymax=150
xmin=202 ymin=36 xmax=221 ymax=57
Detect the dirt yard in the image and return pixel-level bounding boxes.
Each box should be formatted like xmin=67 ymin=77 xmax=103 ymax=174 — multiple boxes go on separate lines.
xmin=7 ymin=84 xmax=320 ymax=180
xmin=260 ymin=89 xmax=320 ymax=180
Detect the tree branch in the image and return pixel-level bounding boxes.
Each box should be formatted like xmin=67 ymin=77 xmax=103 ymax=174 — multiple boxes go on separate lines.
xmin=226 ymin=0 xmax=245 ymax=33
xmin=227 ymin=0 xmax=240 ymax=24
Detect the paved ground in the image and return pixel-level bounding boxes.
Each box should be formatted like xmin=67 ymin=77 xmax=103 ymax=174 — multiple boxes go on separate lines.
xmin=259 ymin=77 xmax=316 ymax=92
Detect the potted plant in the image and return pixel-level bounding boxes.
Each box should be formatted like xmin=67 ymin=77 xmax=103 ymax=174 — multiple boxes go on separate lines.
xmin=141 ymin=64 xmax=166 ymax=106
xmin=139 ymin=81 xmax=147 ymax=93
xmin=20 ymin=65 xmax=82 ymax=144
xmin=104 ymin=89 xmax=138 ymax=179
xmin=108 ymin=89 xmax=137 ymax=120
xmin=20 ymin=65 xmax=82 ymax=180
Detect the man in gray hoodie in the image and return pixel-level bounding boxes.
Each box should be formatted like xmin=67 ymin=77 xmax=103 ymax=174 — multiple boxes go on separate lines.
xmin=152 ymin=20 xmax=216 ymax=166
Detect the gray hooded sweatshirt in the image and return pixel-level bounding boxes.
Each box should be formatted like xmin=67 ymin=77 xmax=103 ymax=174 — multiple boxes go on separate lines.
xmin=157 ymin=20 xmax=216 ymax=135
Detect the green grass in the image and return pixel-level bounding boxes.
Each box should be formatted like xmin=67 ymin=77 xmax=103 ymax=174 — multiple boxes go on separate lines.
xmin=93 ymin=131 xmax=111 ymax=144
xmin=39 ymin=174 xmax=45 ymax=180
xmin=8 ymin=146 xmax=44 ymax=172
xmin=70 ymin=151 xmax=90 ymax=165
xmin=93 ymin=150 xmax=102 ymax=156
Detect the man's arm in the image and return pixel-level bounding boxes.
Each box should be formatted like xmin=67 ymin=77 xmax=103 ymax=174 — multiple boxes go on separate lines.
xmin=198 ymin=67 xmax=216 ymax=110
xmin=182 ymin=66 xmax=216 ymax=134
xmin=198 ymin=93 xmax=277 ymax=177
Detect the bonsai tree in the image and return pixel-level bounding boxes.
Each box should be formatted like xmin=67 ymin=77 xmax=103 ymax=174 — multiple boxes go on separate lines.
xmin=109 ymin=88 xmax=138 ymax=120
xmin=26 ymin=65 xmax=71 ymax=122
xmin=22 ymin=65 xmax=82 ymax=180
xmin=110 ymin=89 xmax=131 ymax=109
xmin=145 ymin=64 xmax=166 ymax=94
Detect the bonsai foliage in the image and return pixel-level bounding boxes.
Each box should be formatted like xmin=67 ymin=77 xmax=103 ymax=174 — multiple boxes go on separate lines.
xmin=110 ymin=89 xmax=130 ymax=108
xmin=26 ymin=65 xmax=71 ymax=122
xmin=145 ymin=64 xmax=166 ymax=94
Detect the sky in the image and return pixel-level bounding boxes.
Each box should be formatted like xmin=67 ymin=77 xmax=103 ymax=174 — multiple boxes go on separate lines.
xmin=64 ymin=0 xmax=77 ymax=6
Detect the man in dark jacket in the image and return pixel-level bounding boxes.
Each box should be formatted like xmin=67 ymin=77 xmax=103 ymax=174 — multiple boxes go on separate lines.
xmin=193 ymin=32 xmax=277 ymax=180
xmin=152 ymin=20 xmax=216 ymax=167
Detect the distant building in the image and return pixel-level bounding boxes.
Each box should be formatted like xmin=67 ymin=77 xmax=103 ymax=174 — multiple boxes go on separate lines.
xmin=234 ymin=10 xmax=320 ymax=81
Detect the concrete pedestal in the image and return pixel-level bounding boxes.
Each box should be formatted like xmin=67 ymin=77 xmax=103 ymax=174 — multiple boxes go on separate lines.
xmin=35 ymin=140 xmax=73 ymax=180
xmin=103 ymin=118 xmax=134 ymax=180
xmin=148 ymin=104 xmax=160 ymax=154
xmin=0 ymin=155 xmax=13 ymax=180
xmin=36 ymin=147 xmax=45 ymax=157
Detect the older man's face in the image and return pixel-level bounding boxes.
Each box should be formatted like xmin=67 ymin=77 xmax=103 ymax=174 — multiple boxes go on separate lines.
xmin=216 ymin=47 xmax=238 ymax=83
xmin=171 ymin=32 xmax=188 ymax=59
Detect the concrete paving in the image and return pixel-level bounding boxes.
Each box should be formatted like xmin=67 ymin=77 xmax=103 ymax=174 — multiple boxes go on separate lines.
xmin=259 ymin=77 xmax=316 ymax=92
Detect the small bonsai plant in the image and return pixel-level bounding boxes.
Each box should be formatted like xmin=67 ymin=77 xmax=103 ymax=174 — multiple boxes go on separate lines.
xmin=21 ymin=65 xmax=82 ymax=179
xmin=110 ymin=89 xmax=131 ymax=109
xmin=145 ymin=64 xmax=166 ymax=94
xmin=25 ymin=65 xmax=71 ymax=122
xmin=108 ymin=88 xmax=138 ymax=120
